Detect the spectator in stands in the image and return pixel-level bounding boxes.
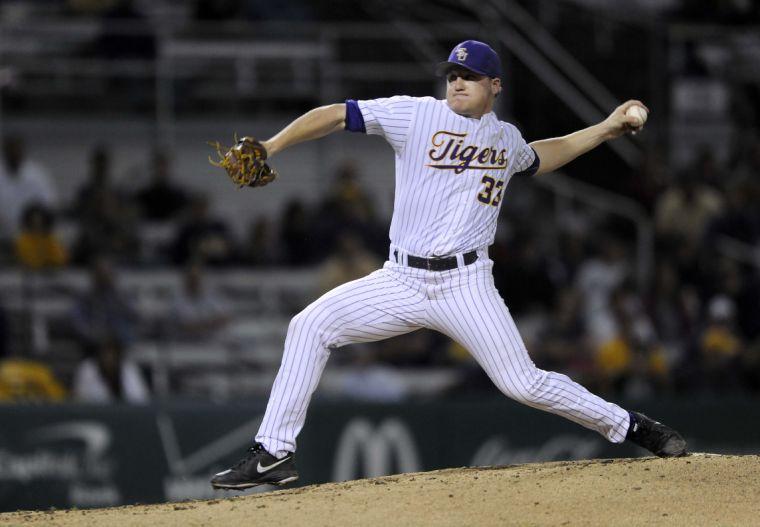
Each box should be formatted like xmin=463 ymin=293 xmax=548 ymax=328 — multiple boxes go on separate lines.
xmin=73 ymin=145 xmax=113 ymax=218
xmin=654 ymin=170 xmax=724 ymax=248
xmin=709 ymin=257 xmax=760 ymax=344
xmin=71 ymin=256 xmax=138 ymax=352
xmin=315 ymin=161 xmax=385 ymax=259
xmin=133 ymin=150 xmax=189 ymax=222
xmin=241 ymin=216 xmax=279 ymax=267
xmin=594 ymin=286 xmax=668 ymax=399
xmin=74 ymin=188 xmax=140 ymax=265
xmin=327 ymin=163 xmax=372 ymax=213
xmin=318 ymin=232 xmax=381 ymax=293
xmin=169 ymin=261 xmax=232 ymax=341
xmin=72 ymin=146 xmax=140 ymax=264
xmin=575 ymin=234 xmax=630 ymax=345
xmin=172 ymin=195 xmax=237 ymax=266
xmin=646 ymin=258 xmax=699 ymax=360
xmin=0 ymin=358 xmax=67 ymax=402
xmin=14 ymin=203 xmax=68 ymax=270
xmin=72 ymin=335 xmax=150 ymax=404
xmin=0 ymin=135 xmax=58 ymax=243
xmin=697 ymin=295 xmax=744 ymax=393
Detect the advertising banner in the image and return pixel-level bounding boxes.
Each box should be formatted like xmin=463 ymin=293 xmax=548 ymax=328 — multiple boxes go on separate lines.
xmin=1 ymin=398 xmax=758 ymax=512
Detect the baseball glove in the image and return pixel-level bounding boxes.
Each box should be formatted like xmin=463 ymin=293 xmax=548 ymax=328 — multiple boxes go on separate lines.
xmin=208 ymin=135 xmax=278 ymax=188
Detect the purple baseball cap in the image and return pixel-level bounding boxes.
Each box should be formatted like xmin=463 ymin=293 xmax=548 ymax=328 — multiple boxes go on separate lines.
xmin=436 ymin=40 xmax=502 ymax=79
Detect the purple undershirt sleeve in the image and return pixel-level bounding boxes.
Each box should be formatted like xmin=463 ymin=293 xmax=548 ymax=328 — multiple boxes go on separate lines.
xmin=344 ymin=99 xmax=366 ymax=133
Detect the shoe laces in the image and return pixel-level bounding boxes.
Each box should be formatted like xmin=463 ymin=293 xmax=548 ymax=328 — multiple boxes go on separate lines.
xmin=233 ymin=443 xmax=266 ymax=469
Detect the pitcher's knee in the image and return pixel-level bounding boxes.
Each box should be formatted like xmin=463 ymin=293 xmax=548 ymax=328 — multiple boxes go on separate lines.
xmin=286 ymin=308 xmax=331 ymax=349
xmin=494 ymin=368 xmax=548 ymax=405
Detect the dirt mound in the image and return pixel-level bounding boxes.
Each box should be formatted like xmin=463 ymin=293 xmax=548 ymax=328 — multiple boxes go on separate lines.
xmin=3 ymin=454 xmax=759 ymax=526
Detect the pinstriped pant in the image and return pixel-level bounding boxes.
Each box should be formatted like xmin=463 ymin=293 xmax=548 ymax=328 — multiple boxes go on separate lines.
xmin=256 ymin=257 xmax=630 ymax=457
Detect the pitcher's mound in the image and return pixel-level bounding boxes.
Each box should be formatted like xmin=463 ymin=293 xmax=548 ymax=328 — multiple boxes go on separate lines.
xmin=3 ymin=454 xmax=759 ymax=526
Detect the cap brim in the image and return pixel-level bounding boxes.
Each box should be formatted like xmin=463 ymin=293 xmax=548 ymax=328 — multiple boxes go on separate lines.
xmin=435 ymin=61 xmax=492 ymax=77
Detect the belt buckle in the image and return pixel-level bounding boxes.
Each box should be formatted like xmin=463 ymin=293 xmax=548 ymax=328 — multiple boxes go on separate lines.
xmin=428 ymin=256 xmax=445 ymax=271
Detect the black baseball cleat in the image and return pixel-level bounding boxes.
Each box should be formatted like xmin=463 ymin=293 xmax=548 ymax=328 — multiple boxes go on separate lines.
xmin=627 ymin=412 xmax=688 ymax=457
xmin=210 ymin=443 xmax=298 ymax=490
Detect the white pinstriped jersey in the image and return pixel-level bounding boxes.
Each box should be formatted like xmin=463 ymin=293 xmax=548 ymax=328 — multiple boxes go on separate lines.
xmin=357 ymin=96 xmax=536 ymax=257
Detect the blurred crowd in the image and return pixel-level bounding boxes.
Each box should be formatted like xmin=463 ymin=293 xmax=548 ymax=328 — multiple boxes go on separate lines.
xmin=1 ymin=0 xmax=759 ymax=406
xmin=494 ymin=140 xmax=760 ymax=402
xmin=0 ymin=136 xmax=387 ymax=270
xmin=0 ymin=135 xmax=387 ymax=404
xmin=1 ymin=131 xmax=759 ymax=405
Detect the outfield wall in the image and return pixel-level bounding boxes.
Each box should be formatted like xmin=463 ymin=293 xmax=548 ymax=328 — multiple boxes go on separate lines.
xmin=1 ymin=398 xmax=758 ymax=511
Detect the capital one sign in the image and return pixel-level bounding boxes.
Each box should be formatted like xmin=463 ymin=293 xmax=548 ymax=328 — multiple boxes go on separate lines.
xmin=332 ymin=418 xmax=421 ymax=481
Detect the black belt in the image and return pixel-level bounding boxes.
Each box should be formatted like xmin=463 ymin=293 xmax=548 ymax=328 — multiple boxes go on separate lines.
xmin=394 ymin=250 xmax=478 ymax=271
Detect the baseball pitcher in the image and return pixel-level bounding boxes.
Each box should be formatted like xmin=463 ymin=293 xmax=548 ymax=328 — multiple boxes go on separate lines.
xmin=209 ymin=40 xmax=687 ymax=490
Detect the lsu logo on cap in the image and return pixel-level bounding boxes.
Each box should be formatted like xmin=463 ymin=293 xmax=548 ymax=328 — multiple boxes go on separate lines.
xmin=436 ymin=40 xmax=502 ymax=79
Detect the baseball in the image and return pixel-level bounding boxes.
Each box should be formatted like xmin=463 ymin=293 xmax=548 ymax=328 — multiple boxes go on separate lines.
xmin=625 ymin=105 xmax=648 ymax=128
